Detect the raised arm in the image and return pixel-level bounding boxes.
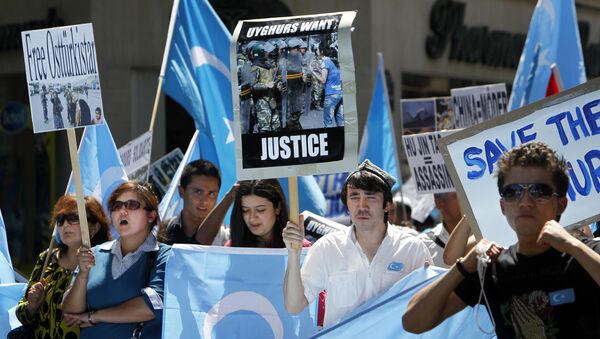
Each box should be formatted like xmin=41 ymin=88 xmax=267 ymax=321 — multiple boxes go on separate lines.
xmin=282 ymin=216 xmax=309 ymax=313
xmin=538 ymin=220 xmax=600 ymax=286
xmin=443 ymin=216 xmax=477 ymax=265
xmin=403 ymin=239 xmax=503 ymax=333
xmin=62 ymin=246 xmax=94 ymax=313
xmin=195 ymin=183 xmax=239 ymax=245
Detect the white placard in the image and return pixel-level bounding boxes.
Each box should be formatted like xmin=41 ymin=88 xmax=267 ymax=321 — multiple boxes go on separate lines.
xmin=402 ymin=130 xmax=457 ymax=194
xmin=118 ymin=131 xmax=153 ymax=181
xmin=451 ymin=83 xmax=507 ymax=129
xmin=21 ymin=23 xmax=104 ymax=133
xmin=439 ymin=79 xmax=600 ymax=246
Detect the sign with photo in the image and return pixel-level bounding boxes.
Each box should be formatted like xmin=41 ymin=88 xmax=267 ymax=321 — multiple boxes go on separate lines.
xmin=118 ymin=130 xmax=153 ymax=182
xmin=451 ymin=83 xmax=508 ymax=129
xmin=147 ymin=148 xmax=184 ymax=200
xmin=231 ymin=12 xmax=358 ymax=179
xmin=402 ymin=130 xmax=457 ymax=194
xmin=21 ymin=23 xmax=104 ymax=133
xmin=439 ymin=78 xmax=600 ymax=246
xmin=400 ymin=98 xmax=436 ymax=135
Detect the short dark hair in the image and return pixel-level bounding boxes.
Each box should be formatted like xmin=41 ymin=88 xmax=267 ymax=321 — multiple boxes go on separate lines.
xmin=341 ymin=171 xmax=393 ymax=223
xmin=51 ymin=195 xmax=111 ymax=253
xmin=230 ymin=179 xmax=289 ymax=248
xmin=496 ymin=142 xmax=569 ymax=197
xmin=180 ymin=160 xmax=221 ymax=189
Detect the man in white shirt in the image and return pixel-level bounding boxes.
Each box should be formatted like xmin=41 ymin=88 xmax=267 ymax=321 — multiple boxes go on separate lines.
xmin=418 ymin=192 xmax=463 ymax=268
xmin=283 ymin=160 xmax=432 ymax=327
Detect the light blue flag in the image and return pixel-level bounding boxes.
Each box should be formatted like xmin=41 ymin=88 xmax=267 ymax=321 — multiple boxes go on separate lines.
xmin=164 ymin=245 xmax=317 ymax=338
xmin=67 ymin=122 xmax=128 ymax=237
xmin=314 ymin=267 xmax=496 ymax=338
xmin=508 ymin=0 xmax=586 ymax=111
xmin=358 ymin=53 xmax=401 ymax=192
xmin=161 ymin=0 xmax=236 ymax=203
xmin=0 ymin=210 xmax=15 ymax=284
xmin=0 ymin=283 xmax=27 ymax=338
xmin=161 ymin=0 xmax=326 ymax=219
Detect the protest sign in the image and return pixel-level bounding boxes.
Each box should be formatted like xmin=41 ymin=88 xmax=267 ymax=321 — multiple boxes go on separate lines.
xmin=435 ymin=97 xmax=454 ymax=130
xmin=400 ymin=98 xmax=436 ymax=135
xmin=148 ymin=148 xmax=183 ymax=199
xmin=439 ymin=78 xmax=600 ymax=246
xmin=402 ymin=130 xmax=457 ymax=194
xmin=314 ymin=172 xmax=350 ymax=224
xmin=118 ymin=130 xmax=153 ymax=181
xmin=231 ymin=12 xmax=358 ymax=179
xmin=21 ymin=23 xmax=104 ymax=133
xmin=451 ymin=83 xmax=507 ymax=129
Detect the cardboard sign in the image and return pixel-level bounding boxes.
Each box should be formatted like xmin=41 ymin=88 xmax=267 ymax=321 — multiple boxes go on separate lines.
xmin=402 ymin=130 xmax=457 ymax=194
xmin=148 ymin=148 xmax=184 ymax=199
xmin=451 ymin=83 xmax=508 ymax=129
xmin=21 ymin=23 xmax=104 ymax=133
xmin=439 ymin=78 xmax=600 ymax=246
xmin=118 ymin=131 xmax=153 ymax=182
xmin=231 ymin=12 xmax=358 ymax=179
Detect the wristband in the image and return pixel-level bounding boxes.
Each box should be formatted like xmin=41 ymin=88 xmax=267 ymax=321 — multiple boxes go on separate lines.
xmin=88 ymin=310 xmax=97 ymax=325
xmin=455 ymin=258 xmax=469 ymax=277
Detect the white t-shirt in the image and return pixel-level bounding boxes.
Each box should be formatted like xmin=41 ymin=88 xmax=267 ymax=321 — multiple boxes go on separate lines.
xmin=418 ymin=223 xmax=450 ymax=268
xmin=301 ymin=224 xmax=432 ymax=327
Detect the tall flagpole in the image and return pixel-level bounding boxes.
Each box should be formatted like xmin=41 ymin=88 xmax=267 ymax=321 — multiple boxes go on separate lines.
xmin=149 ymin=0 xmax=181 ymax=132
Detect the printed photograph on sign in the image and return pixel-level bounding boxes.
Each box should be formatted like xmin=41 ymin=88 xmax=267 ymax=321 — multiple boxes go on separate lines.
xmin=450 ymin=83 xmax=507 ymax=129
xmin=21 ymin=23 xmax=104 ymax=133
xmin=400 ymin=98 xmax=436 ymax=135
xmin=147 ymin=148 xmax=184 ymax=200
xmin=231 ymin=12 xmax=358 ymax=179
xmin=435 ymin=97 xmax=454 ymax=130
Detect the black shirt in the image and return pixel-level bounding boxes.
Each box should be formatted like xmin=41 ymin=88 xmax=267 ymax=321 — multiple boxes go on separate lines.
xmin=455 ymin=238 xmax=600 ymax=339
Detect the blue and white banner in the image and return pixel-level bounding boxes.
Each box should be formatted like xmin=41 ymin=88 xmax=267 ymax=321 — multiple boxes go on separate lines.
xmin=314 ymin=267 xmax=496 ymax=338
xmin=164 ymin=245 xmax=317 ymax=338
xmin=66 ymin=121 xmax=128 ymax=237
xmin=162 ymin=0 xmax=236 ymax=202
xmin=0 ymin=283 xmax=27 ymax=338
xmin=508 ymin=0 xmax=586 ymax=111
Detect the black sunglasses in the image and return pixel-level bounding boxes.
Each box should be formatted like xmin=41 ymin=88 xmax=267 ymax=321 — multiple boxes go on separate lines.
xmin=500 ymin=183 xmax=558 ymax=202
xmin=56 ymin=213 xmax=97 ymax=226
xmin=109 ymin=199 xmax=145 ymax=212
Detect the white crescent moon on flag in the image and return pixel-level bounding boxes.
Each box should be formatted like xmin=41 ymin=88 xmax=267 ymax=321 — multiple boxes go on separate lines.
xmin=190 ymin=46 xmax=231 ymax=81
xmin=203 ymin=291 xmax=283 ymax=339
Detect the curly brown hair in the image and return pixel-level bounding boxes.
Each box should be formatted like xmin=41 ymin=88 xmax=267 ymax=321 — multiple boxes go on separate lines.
xmin=51 ymin=195 xmax=111 ymax=254
xmin=496 ymin=142 xmax=569 ymax=197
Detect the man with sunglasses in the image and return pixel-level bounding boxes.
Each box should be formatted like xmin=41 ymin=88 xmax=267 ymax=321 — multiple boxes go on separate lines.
xmin=403 ymin=142 xmax=600 ymax=338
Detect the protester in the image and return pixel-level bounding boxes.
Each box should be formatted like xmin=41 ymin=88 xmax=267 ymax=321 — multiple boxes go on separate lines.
xmin=62 ymin=181 xmax=171 ymax=339
xmin=15 ymin=195 xmax=110 ymax=338
xmin=403 ymin=142 xmax=600 ymax=337
xmin=283 ymin=160 xmax=431 ymax=326
xmin=227 ymin=179 xmax=311 ymax=248
xmin=418 ymin=192 xmax=464 ymax=268
xmin=162 ymin=160 xmax=230 ymax=246
xmin=442 ymin=214 xmax=477 ymax=266
xmin=312 ymin=42 xmax=343 ymax=128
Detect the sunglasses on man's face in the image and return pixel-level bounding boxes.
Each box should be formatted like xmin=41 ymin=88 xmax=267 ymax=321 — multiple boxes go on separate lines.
xmin=56 ymin=213 xmax=96 ymax=226
xmin=109 ymin=199 xmax=145 ymax=212
xmin=500 ymin=183 xmax=558 ymax=203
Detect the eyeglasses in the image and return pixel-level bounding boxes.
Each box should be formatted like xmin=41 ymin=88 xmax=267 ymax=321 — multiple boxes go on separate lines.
xmin=56 ymin=213 xmax=96 ymax=226
xmin=109 ymin=199 xmax=145 ymax=212
xmin=500 ymin=183 xmax=558 ymax=203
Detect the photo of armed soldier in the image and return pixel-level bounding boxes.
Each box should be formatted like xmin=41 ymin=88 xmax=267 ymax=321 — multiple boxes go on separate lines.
xmin=236 ymin=33 xmax=342 ymax=134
